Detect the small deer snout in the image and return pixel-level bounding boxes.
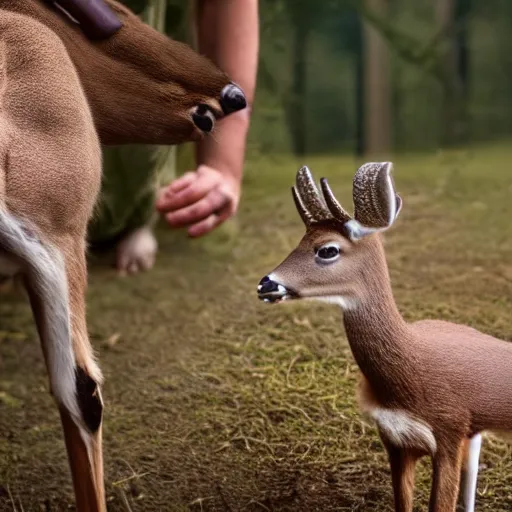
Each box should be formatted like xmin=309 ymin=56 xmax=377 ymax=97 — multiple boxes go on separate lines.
xmin=220 ymin=83 xmax=247 ymax=115
xmin=258 ymin=276 xmax=279 ymax=295
xmin=257 ymin=275 xmax=294 ymax=303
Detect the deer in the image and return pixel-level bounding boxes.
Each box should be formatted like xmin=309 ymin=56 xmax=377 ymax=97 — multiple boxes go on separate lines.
xmin=0 ymin=0 xmax=246 ymax=510
xmin=257 ymin=162 xmax=512 ymax=512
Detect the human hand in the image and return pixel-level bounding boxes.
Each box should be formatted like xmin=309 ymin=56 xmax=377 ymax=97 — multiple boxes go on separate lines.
xmin=156 ymin=165 xmax=241 ymax=237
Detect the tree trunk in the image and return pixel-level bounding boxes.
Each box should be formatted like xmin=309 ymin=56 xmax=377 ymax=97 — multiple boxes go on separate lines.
xmin=354 ymin=14 xmax=364 ymax=156
xmin=144 ymin=0 xmax=167 ymax=32
xmin=456 ymin=0 xmax=471 ymax=98
xmin=363 ymin=0 xmax=391 ymax=156
xmin=287 ymin=23 xmax=309 ymax=156
xmin=436 ymin=0 xmax=467 ymax=146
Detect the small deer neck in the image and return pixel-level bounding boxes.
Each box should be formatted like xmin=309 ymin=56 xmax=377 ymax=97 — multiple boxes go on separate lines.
xmin=342 ymin=245 xmax=414 ymax=398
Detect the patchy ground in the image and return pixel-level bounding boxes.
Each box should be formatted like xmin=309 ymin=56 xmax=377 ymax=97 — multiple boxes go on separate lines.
xmin=1 ymin=145 xmax=512 ymax=511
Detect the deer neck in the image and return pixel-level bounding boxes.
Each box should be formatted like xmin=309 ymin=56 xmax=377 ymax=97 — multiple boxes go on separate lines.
xmin=341 ymin=238 xmax=414 ymax=397
xmin=4 ymin=0 xmax=158 ymax=144
xmin=4 ymin=0 xmax=227 ymax=145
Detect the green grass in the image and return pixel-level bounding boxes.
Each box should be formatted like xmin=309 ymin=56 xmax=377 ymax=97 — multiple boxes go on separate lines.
xmin=1 ymin=143 xmax=512 ymax=510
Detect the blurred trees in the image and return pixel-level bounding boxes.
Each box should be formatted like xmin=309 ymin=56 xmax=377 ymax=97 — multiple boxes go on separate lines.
xmin=255 ymin=0 xmax=512 ymax=156
xmin=362 ymin=0 xmax=391 ymax=155
xmin=124 ymin=0 xmax=512 ymax=156
xmin=357 ymin=0 xmax=473 ymax=148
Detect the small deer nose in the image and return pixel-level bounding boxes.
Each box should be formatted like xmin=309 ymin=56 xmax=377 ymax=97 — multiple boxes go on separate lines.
xmin=258 ymin=276 xmax=279 ymax=295
xmin=258 ymin=275 xmax=297 ymax=303
xmin=220 ymin=83 xmax=247 ymax=115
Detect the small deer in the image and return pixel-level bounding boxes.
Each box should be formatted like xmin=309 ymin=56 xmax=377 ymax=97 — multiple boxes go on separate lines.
xmin=257 ymin=163 xmax=512 ymax=512
xmin=0 ymin=1 xmax=246 ymax=510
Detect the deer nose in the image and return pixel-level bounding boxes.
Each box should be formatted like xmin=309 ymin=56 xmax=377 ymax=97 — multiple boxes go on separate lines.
xmin=192 ymin=104 xmax=215 ymax=133
xmin=258 ymin=276 xmax=279 ymax=295
xmin=257 ymin=275 xmax=292 ymax=303
xmin=220 ymin=83 xmax=247 ymax=115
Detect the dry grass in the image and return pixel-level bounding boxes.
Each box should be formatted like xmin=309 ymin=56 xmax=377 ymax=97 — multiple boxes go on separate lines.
xmin=1 ymin=143 xmax=512 ymax=510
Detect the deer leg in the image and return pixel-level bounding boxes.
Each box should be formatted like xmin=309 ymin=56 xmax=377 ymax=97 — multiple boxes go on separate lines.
xmin=25 ymin=238 xmax=105 ymax=512
xmin=59 ymin=405 xmax=104 ymax=512
xmin=384 ymin=442 xmax=417 ymax=512
xmin=60 ymin=241 xmax=105 ymax=511
xmin=429 ymin=440 xmax=464 ymax=512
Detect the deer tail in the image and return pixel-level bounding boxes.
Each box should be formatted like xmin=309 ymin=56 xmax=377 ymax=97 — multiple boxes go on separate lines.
xmin=0 ymin=208 xmax=81 ymax=422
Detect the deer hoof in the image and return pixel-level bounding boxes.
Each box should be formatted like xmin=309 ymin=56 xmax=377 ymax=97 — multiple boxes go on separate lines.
xmin=116 ymin=226 xmax=157 ymax=275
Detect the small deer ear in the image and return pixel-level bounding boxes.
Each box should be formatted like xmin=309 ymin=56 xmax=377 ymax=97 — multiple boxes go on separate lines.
xmin=394 ymin=194 xmax=403 ymax=220
xmin=345 ymin=162 xmax=402 ymax=241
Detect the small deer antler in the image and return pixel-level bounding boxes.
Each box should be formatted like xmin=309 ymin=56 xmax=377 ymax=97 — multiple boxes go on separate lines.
xmin=292 ymin=163 xmax=401 ymax=234
xmin=292 ymin=166 xmax=351 ymax=226
xmin=352 ymin=162 xmax=401 ymax=229
xmin=292 ymin=186 xmax=316 ymax=226
xmin=292 ymin=166 xmax=332 ymax=226
xmin=320 ymin=178 xmax=351 ymax=223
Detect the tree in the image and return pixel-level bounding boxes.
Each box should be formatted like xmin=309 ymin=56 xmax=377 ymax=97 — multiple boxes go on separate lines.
xmin=436 ymin=0 xmax=463 ymax=145
xmin=282 ymin=0 xmax=325 ymax=156
xmin=362 ymin=0 xmax=391 ymax=155
xmin=258 ymin=0 xmax=346 ymax=156
xmin=353 ymin=0 xmax=473 ymax=147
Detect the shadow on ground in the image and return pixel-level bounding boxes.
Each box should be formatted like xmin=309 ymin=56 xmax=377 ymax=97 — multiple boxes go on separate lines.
xmin=1 ymin=145 xmax=512 ymax=510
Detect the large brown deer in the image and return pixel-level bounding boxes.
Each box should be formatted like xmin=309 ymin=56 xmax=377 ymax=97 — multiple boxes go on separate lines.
xmin=257 ymin=163 xmax=512 ymax=512
xmin=0 ymin=1 xmax=246 ymax=510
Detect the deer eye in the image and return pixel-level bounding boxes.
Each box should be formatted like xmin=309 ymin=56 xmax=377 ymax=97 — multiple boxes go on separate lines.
xmin=316 ymin=243 xmax=341 ymax=263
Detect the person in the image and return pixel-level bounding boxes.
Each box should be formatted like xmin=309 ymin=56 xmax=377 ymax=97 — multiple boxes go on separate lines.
xmin=87 ymin=0 xmax=259 ymax=274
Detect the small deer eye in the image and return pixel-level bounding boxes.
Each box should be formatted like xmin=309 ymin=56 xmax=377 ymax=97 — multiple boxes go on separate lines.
xmin=316 ymin=244 xmax=340 ymax=262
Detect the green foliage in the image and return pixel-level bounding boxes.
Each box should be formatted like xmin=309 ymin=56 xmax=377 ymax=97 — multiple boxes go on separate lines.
xmin=119 ymin=0 xmax=149 ymax=14
xmin=119 ymin=0 xmax=187 ymax=33
xmin=120 ymin=0 xmax=512 ymax=154
xmin=251 ymin=0 xmax=512 ymax=153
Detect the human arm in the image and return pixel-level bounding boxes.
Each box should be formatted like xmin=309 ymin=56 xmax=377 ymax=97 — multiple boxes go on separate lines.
xmin=156 ymin=0 xmax=259 ymax=237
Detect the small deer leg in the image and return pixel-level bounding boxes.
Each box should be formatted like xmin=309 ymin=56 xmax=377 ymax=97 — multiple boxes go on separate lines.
xmin=429 ymin=440 xmax=464 ymax=512
xmin=384 ymin=443 xmax=417 ymax=512
xmin=25 ymin=238 xmax=105 ymax=512
xmin=461 ymin=434 xmax=481 ymax=512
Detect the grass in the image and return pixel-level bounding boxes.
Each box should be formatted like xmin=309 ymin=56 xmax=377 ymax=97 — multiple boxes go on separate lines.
xmin=1 ymin=143 xmax=512 ymax=510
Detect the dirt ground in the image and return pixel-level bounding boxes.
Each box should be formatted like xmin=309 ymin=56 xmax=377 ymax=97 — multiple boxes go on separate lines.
xmin=1 ymin=145 xmax=512 ymax=511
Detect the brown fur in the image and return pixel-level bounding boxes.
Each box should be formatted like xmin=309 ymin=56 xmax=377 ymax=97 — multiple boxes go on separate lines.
xmin=0 ymin=10 xmax=104 ymax=509
xmin=2 ymin=0 xmax=233 ymax=145
xmin=0 ymin=2 xmax=245 ymax=510
xmin=261 ymin=164 xmax=512 ymax=511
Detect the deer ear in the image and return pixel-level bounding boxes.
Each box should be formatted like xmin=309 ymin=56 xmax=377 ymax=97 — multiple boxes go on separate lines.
xmin=345 ymin=162 xmax=402 ymax=241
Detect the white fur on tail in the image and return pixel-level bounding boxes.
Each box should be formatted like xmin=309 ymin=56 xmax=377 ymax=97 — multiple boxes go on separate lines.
xmin=0 ymin=209 xmax=80 ymax=422
xmin=370 ymin=407 xmax=437 ymax=455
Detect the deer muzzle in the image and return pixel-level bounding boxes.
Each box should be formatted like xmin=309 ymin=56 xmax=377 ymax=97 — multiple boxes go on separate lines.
xmin=191 ymin=83 xmax=247 ymax=134
xmin=220 ymin=83 xmax=247 ymax=115
xmin=257 ymin=275 xmax=298 ymax=304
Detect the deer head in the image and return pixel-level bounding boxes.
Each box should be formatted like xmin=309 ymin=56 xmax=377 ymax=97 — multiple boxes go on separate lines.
xmin=10 ymin=0 xmax=247 ymax=145
xmin=257 ymin=163 xmax=402 ymax=308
